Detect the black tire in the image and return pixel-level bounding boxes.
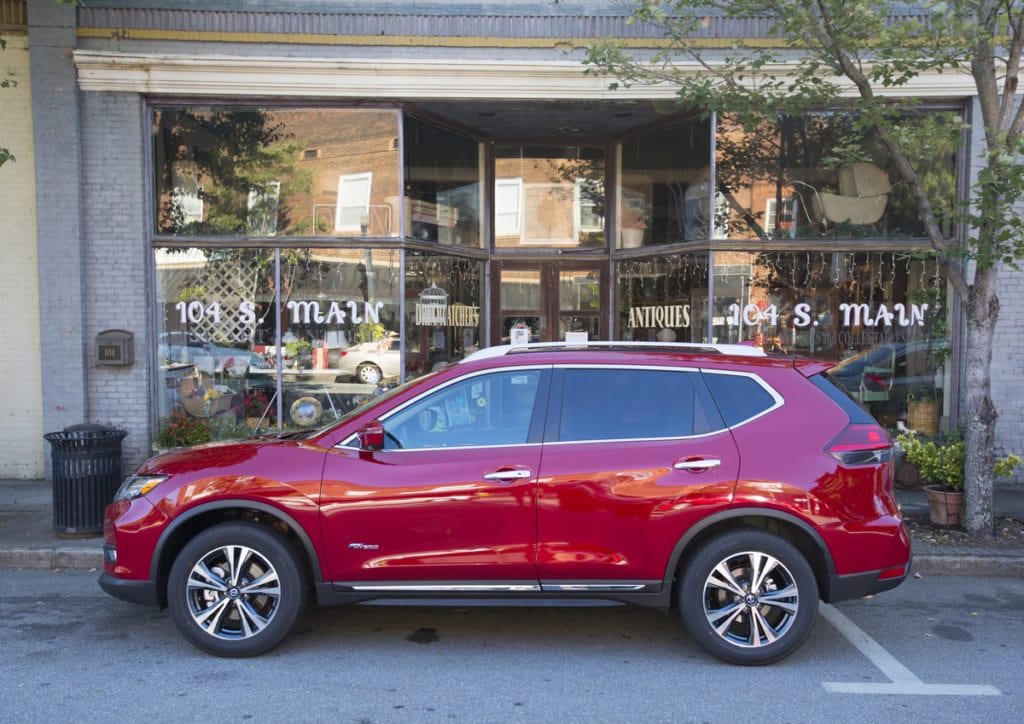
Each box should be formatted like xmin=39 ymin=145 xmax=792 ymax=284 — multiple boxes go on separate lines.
xmin=679 ymin=529 xmax=819 ymax=665
xmin=167 ymin=522 xmax=308 ymax=657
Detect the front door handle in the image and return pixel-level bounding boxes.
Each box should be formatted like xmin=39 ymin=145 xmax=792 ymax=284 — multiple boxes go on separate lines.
xmin=674 ymin=458 xmax=722 ymax=472
xmin=484 ymin=468 xmax=533 ymax=484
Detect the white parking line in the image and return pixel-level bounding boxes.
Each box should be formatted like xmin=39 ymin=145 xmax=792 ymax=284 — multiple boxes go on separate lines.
xmin=819 ymin=603 xmax=1001 ymax=696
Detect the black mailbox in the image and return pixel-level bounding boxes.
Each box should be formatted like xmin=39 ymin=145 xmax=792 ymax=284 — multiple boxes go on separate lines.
xmin=96 ymin=329 xmax=134 ymax=366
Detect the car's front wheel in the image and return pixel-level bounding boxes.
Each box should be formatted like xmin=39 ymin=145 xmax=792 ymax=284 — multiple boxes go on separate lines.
xmin=356 ymin=363 xmax=383 ymax=385
xmin=679 ymin=529 xmax=818 ymax=665
xmin=167 ymin=522 xmax=308 ymax=657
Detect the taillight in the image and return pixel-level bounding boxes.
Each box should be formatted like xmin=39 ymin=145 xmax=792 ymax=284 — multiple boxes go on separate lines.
xmin=826 ymin=424 xmax=893 ymax=465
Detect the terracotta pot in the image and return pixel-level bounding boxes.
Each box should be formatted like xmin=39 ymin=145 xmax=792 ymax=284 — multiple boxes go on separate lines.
xmin=923 ymin=484 xmax=963 ymax=526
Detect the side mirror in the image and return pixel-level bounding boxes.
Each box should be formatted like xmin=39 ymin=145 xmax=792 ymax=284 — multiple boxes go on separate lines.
xmin=358 ymin=420 xmax=385 ymax=451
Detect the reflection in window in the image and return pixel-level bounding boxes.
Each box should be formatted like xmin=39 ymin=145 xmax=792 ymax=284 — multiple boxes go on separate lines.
xmin=335 ymin=172 xmax=372 ymax=232
xmin=247 ymin=181 xmax=281 ymax=236
xmin=715 ymin=111 xmax=958 ymax=241
xmin=618 ymin=117 xmax=713 ymax=247
xmin=404 ymin=116 xmax=483 ymax=247
xmin=495 ymin=178 xmax=522 ymax=237
xmin=153 ymin=246 xmax=407 ymax=445
xmin=710 ymin=250 xmax=952 ymax=428
xmin=154 ymin=107 xmax=400 ymax=238
xmin=405 ymin=251 xmax=484 ymax=376
xmin=495 ymin=146 xmax=605 ymax=248
xmin=616 ymin=254 xmax=710 ymax=343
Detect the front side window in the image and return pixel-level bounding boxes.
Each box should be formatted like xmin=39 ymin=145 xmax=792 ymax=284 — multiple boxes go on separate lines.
xmin=383 ymin=369 xmax=544 ymax=449
xmin=557 ymin=368 xmax=721 ymax=441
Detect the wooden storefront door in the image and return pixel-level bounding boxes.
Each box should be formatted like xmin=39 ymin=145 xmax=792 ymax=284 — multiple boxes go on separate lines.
xmin=490 ymin=260 xmax=607 ymax=345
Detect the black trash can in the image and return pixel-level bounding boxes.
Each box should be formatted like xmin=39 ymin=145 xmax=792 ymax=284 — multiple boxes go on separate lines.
xmin=45 ymin=424 xmax=128 ymax=536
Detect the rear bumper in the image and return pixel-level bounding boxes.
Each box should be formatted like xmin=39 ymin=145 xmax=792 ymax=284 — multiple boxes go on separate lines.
xmin=98 ymin=571 xmax=159 ymax=606
xmin=825 ymin=555 xmax=912 ymax=603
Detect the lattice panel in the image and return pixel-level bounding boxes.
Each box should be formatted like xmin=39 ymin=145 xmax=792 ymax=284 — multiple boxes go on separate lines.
xmin=191 ymin=256 xmax=261 ymax=345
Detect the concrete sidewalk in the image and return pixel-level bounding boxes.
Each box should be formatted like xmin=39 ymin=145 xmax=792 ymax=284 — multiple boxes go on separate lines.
xmin=2 ymin=477 xmax=1023 ymax=575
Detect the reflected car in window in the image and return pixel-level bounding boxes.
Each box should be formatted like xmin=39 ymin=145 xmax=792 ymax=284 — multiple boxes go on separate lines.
xmin=158 ymin=332 xmax=273 ymax=377
xmin=827 ymin=340 xmax=948 ymax=423
xmin=334 ymin=336 xmax=401 ymax=384
xmin=100 ymin=341 xmax=909 ymax=665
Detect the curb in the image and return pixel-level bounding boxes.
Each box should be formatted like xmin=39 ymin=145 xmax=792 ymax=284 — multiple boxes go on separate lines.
xmin=910 ymin=554 xmax=1024 ymax=577
xmin=0 ymin=547 xmax=103 ymax=571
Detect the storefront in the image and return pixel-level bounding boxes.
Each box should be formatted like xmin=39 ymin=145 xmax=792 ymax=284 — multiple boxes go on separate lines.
xmin=20 ymin=0 xmax=1012 ymax=478
xmin=146 ymin=103 xmax=955 ymax=442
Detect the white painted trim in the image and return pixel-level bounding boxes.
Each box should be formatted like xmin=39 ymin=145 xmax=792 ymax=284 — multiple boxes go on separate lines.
xmin=73 ymin=50 xmax=978 ymax=99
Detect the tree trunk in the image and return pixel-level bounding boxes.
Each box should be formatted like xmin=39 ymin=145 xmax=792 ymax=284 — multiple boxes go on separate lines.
xmin=962 ymin=265 xmax=999 ymax=536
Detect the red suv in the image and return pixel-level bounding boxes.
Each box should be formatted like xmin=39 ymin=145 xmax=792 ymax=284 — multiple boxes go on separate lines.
xmin=100 ymin=342 xmax=910 ymax=665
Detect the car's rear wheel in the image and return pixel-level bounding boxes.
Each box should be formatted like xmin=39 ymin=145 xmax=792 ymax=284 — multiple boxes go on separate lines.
xmin=679 ymin=529 xmax=818 ymax=665
xmin=356 ymin=363 xmax=383 ymax=385
xmin=167 ymin=522 xmax=308 ymax=657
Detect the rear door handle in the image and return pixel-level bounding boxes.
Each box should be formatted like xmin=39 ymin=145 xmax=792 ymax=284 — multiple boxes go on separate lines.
xmin=674 ymin=458 xmax=722 ymax=472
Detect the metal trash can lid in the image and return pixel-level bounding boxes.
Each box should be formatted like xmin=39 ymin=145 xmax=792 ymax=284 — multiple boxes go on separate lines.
xmin=45 ymin=424 xmax=128 ymax=449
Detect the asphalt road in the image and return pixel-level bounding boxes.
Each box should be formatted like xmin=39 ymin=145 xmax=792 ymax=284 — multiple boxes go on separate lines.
xmin=2 ymin=569 xmax=1022 ymax=722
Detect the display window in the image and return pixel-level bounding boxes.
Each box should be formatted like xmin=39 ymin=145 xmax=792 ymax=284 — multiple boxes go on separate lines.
xmin=617 ymin=117 xmax=713 ymax=248
xmin=616 ymin=249 xmax=952 ymax=430
xmin=494 ymin=145 xmax=606 ymax=249
xmin=153 ymin=107 xmax=402 ymax=238
xmin=714 ymin=111 xmax=958 ymax=242
xmin=154 ymin=246 xmax=406 ymax=440
xmin=405 ymin=251 xmax=484 ymax=371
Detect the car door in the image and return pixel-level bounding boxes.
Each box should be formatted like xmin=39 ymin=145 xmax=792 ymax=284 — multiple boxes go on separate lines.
xmin=535 ymin=365 xmax=740 ymax=587
xmin=318 ymin=366 xmax=549 ymax=584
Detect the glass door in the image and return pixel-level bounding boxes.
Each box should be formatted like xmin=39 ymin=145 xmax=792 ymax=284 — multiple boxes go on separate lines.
xmin=491 ymin=261 xmax=606 ymax=345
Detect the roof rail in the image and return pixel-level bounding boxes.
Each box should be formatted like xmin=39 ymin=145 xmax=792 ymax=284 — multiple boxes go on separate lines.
xmin=461 ymin=341 xmax=767 ymax=363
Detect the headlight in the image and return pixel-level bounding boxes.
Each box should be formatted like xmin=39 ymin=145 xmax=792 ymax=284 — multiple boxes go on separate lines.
xmin=114 ymin=474 xmax=168 ymax=501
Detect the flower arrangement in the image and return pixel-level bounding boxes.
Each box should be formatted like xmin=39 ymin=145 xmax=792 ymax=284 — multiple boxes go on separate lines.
xmin=897 ymin=431 xmax=1021 ymax=491
xmin=155 ymin=408 xmax=213 ymax=449
xmin=242 ymin=389 xmax=275 ymax=420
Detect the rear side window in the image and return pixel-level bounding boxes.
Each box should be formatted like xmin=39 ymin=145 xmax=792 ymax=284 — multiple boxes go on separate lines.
xmin=813 ymin=372 xmax=876 ymax=424
xmin=702 ymin=371 xmax=778 ymax=427
xmin=557 ymin=368 xmax=723 ymax=441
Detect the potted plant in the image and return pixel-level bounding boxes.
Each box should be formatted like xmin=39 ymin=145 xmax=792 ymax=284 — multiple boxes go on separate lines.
xmin=242 ymin=389 xmax=275 ymax=430
xmin=155 ymin=408 xmax=213 ymax=450
xmin=897 ymin=431 xmax=1021 ymax=525
xmin=284 ymin=338 xmax=311 ymax=369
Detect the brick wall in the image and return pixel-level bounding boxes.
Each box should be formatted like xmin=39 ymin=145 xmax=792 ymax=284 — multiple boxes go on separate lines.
xmin=994 ymin=266 xmax=1024 ymax=468
xmin=80 ymin=91 xmax=153 ymax=470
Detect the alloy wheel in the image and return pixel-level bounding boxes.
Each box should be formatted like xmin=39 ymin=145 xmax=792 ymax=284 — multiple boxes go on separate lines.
xmin=183 ymin=544 xmax=282 ymax=641
xmin=701 ymin=550 xmax=799 ymax=649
